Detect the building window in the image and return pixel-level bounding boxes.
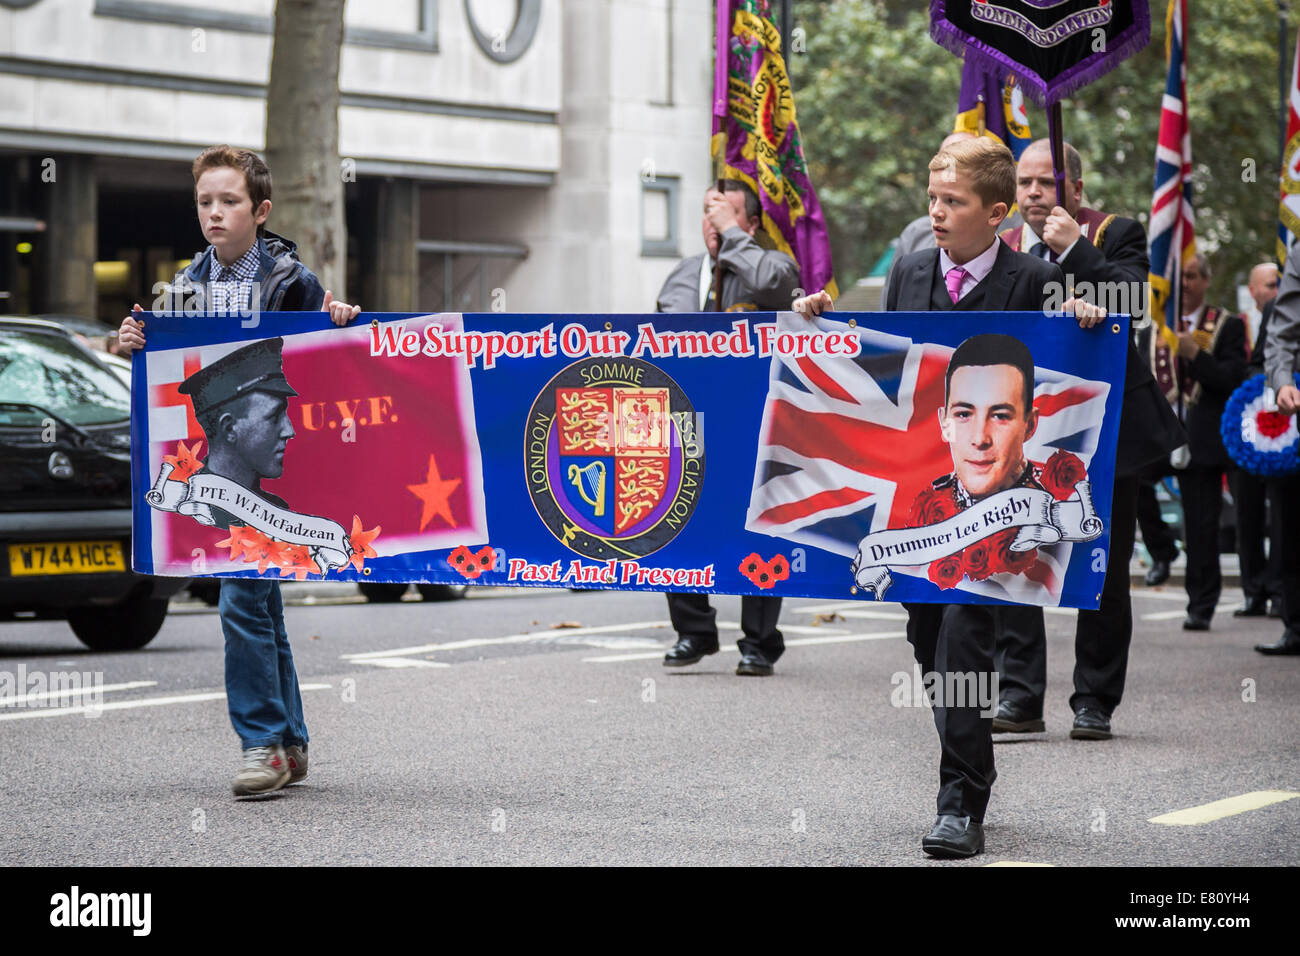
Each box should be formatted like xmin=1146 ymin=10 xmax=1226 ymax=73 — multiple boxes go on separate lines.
xmin=641 ymin=175 xmax=679 ymax=258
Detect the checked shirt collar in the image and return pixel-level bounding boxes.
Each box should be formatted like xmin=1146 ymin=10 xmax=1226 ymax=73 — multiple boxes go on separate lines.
xmin=208 ymin=240 xmax=262 ymax=313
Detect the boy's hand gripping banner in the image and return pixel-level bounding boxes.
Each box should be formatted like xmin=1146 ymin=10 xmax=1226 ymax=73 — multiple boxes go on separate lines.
xmin=131 ymin=310 xmax=1127 ymax=609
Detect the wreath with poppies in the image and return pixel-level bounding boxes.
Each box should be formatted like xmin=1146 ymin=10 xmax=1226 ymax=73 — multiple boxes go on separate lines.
xmin=1221 ymin=373 xmax=1300 ymax=478
xmin=907 ymin=449 xmax=1087 ymax=590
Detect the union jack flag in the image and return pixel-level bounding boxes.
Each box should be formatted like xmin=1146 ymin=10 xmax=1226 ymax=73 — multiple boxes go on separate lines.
xmin=1278 ymin=30 xmax=1300 ymax=262
xmin=1147 ymin=0 xmax=1195 ymax=349
xmin=745 ymin=315 xmax=1111 ymax=605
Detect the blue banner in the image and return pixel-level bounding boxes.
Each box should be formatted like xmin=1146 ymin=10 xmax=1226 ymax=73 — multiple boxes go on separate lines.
xmin=131 ymin=310 xmax=1126 ymax=608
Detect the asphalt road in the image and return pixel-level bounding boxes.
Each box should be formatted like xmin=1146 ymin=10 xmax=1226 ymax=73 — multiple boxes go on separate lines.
xmin=0 ymin=579 xmax=1296 ymax=867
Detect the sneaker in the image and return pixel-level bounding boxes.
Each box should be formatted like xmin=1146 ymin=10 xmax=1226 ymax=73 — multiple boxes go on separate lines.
xmin=285 ymin=744 xmax=308 ymax=784
xmin=232 ymin=745 xmax=291 ymax=798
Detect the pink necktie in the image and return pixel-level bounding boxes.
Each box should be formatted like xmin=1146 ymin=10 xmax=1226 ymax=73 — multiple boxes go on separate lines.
xmin=945 ymin=266 xmax=967 ymax=304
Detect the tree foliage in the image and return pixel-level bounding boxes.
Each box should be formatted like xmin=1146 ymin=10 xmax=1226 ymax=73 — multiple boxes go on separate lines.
xmin=790 ymin=0 xmax=1294 ymax=295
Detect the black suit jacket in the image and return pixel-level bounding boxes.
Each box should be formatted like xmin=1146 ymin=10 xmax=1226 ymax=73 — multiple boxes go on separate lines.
xmin=1249 ymin=300 xmax=1272 ymax=373
xmin=1183 ymin=307 xmax=1248 ymax=468
xmin=1057 ymin=216 xmax=1186 ymax=476
xmin=886 ymin=242 xmax=1061 ymax=312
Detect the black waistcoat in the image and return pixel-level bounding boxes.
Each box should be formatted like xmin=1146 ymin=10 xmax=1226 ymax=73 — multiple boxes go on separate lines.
xmin=930 ymin=266 xmax=992 ymax=310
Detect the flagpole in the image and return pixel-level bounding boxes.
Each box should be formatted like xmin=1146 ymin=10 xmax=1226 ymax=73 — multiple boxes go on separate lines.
xmin=1173 ymin=224 xmax=1184 ymax=424
xmin=1047 ymin=101 xmax=1066 ymax=208
xmin=1280 ymin=1 xmax=1290 ymax=179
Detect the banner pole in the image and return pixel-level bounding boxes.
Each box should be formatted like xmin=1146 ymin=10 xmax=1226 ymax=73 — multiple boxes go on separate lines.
xmin=1048 ymin=101 xmax=1066 ymax=208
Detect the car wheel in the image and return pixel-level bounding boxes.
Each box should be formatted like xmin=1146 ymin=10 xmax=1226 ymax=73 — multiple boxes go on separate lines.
xmin=67 ymin=594 xmax=169 ymax=651
xmin=359 ymin=582 xmax=410 ymax=603
xmin=416 ymin=584 xmax=469 ymax=601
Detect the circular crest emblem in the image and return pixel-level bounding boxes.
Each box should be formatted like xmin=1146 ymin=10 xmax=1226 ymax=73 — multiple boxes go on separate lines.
xmin=1284 ymin=131 xmax=1300 ymax=195
xmin=525 ymin=358 xmax=704 ymax=559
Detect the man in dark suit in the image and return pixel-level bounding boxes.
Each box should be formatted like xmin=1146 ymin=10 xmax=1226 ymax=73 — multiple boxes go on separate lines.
xmin=1152 ymin=254 xmax=1248 ymax=630
xmin=797 ymin=137 xmax=1107 ymax=859
xmin=657 ymin=179 xmax=798 ymax=676
xmin=1260 ymin=242 xmax=1300 ymax=655
xmin=990 ymin=140 xmax=1186 ymax=741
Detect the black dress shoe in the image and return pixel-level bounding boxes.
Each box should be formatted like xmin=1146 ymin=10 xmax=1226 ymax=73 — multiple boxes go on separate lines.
xmin=1182 ymin=615 xmax=1210 ymax=631
xmin=1069 ymin=707 xmax=1112 ymax=740
xmin=1254 ymin=635 xmax=1300 ymax=656
xmin=991 ymin=700 xmax=1045 ymax=733
xmin=921 ymin=815 xmax=984 ymax=858
xmin=663 ymin=636 xmax=719 ymax=667
xmin=1233 ymin=598 xmax=1269 ymax=618
xmin=1144 ymin=559 xmax=1172 ymax=587
xmin=735 ymin=651 xmax=774 ymax=676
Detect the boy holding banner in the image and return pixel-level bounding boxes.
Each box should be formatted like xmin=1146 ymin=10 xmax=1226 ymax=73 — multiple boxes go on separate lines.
xmin=117 ymin=145 xmax=360 ymax=799
xmin=795 ymin=137 xmax=1106 ymax=858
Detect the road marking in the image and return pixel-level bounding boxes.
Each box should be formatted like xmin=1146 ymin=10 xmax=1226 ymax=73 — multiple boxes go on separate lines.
xmin=1148 ymin=790 xmax=1300 ymax=826
xmin=0 ymin=683 xmax=332 ymax=721
xmin=718 ymin=620 xmax=850 ymax=635
xmin=1140 ymin=602 xmax=1237 ymax=622
xmin=583 ymin=630 xmax=907 ymax=663
xmin=340 ymin=620 xmax=677 ymax=660
xmin=342 ymin=618 xmax=863 ymax=664
xmin=354 ymin=657 xmax=451 ymax=669
xmin=796 ymin=600 xmax=870 ymax=614
xmin=985 ymin=861 xmax=1054 ymax=867
xmin=1130 ymin=590 xmax=1195 ymax=603
xmin=1042 ymin=607 xmax=1078 ymax=617
xmin=0 ymin=680 xmax=157 ymax=707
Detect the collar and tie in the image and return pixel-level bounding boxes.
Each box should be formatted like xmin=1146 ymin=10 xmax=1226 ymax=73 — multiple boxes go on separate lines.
xmin=1030 ymin=241 xmax=1057 ymax=263
xmin=945 ymin=266 xmax=968 ymax=304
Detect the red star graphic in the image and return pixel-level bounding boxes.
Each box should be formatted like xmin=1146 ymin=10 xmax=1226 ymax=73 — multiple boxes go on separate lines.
xmin=406 ymin=454 xmax=462 ymax=532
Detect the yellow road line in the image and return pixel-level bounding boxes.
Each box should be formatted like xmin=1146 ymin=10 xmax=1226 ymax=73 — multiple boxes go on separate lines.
xmin=1148 ymin=790 xmax=1300 ymax=826
xmin=984 ymin=861 xmax=1054 ymax=867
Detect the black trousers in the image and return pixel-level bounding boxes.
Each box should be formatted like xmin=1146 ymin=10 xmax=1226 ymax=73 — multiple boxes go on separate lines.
xmin=1072 ymin=474 xmax=1138 ymax=714
xmin=1176 ymin=466 xmax=1226 ymax=620
xmin=1232 ymin=470 xmax=1282 ymax=604
xmin=992 ymin=476 xmax=1139 ymax=718
xmin=665 ymin=593 xmax=784 ymax=662
xmin=992 ymin=605 xmax=1046 ymax=713
xmin=1270 ymin=471 xmax=1300 ymax=638
xmin=1135 ymin=476 xmax=1179 ymax=563
xmin=904 ymin=602 xmax=997 ymax=822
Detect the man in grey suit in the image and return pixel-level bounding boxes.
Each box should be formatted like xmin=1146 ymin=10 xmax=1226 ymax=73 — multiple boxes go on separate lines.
xmin=1259 ymin=243 xmax=1300 ymax=655
xmin=658 ymin=179 xmax=798 ymax=676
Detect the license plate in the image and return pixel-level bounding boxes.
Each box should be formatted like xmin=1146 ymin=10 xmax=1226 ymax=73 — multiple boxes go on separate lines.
xmin=8 ymin=541 xmax=126 ymax=576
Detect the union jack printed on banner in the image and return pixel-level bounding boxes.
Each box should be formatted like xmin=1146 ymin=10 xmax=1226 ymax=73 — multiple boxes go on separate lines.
xmin=745 ymin=316 xmax=1110 ymax=605
xmin=1147 ymin=0 xmax=1195 ymax=349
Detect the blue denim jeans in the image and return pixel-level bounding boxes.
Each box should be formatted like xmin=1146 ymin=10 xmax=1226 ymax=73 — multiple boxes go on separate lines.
xmin=218 ymin=578 xmax=308 ymax=750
